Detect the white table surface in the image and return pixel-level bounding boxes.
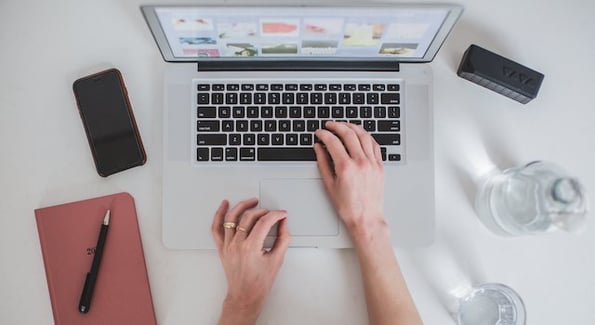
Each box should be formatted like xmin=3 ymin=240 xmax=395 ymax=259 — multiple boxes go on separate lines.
xmin=1 ymin=0 xmax=594 ymax=324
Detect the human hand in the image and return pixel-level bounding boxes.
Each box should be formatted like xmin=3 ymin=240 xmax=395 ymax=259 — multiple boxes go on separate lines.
xmin=314 ymin=122 xmax=387 ymax=238
xmin=211 ymin=198 xmax=291 ymax=325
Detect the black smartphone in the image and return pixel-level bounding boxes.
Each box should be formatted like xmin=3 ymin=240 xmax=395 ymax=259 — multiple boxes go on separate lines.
xmin=73 ymin=68 xmax=146 ymax=177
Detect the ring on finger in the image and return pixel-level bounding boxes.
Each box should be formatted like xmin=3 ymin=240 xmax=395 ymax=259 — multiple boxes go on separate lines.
xmin=236 ymin=226 xmax=248 ymax=232
xmin=223 ymin=222 xmax=237 ymax=229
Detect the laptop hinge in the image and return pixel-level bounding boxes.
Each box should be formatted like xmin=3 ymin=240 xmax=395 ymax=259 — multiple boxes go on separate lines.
xmin=196 ymin=60 xmax=400 ymax=72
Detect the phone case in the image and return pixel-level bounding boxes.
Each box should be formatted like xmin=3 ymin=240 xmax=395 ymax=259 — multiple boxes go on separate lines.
xmin=73 ymin=68 xmax=146 ymax=177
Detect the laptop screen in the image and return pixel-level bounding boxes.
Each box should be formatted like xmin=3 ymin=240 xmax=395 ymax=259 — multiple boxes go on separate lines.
xmin=142 ymin=5 xmax=463 ymax=63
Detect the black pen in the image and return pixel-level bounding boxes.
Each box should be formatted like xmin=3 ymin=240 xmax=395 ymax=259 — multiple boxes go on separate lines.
xmin=78 ymin=209 xmax=110 ymax=313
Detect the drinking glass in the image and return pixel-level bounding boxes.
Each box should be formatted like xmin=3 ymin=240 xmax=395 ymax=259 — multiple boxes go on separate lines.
xmin=475 ymin=161 xmax=588 ymax=236
xmin=457 ymin=283 xmax=526 ymax=325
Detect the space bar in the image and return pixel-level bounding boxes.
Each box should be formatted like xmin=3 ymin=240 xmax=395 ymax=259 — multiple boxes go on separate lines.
xmin=258 ymin=148 xmax=316 ymax=161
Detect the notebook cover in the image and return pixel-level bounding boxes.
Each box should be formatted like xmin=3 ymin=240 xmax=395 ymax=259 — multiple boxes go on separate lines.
xmin=34 ymin=192 xmax=157 ymax=325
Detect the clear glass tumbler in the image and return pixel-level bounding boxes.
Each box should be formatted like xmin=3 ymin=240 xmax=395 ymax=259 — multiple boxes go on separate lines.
xmin=475 ymin=161 xmax=588 ymax=236
xmin=457 ymin=283 xmax=526 ymax=325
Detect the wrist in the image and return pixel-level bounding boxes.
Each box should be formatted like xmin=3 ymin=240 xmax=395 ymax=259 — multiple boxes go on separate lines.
xmin=218 ymin=295 xmax=262 ymax=325
xmin=348 ymin=216 xmax=391 ymax=248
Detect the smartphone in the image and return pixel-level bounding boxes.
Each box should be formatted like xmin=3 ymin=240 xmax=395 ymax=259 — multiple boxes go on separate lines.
xmin=73 ymin=68 xmax=146 ymax=177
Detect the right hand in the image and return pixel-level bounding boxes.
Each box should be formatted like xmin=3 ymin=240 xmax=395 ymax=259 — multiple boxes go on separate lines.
xmin=313 ymin=122 xmax=386 ymax=234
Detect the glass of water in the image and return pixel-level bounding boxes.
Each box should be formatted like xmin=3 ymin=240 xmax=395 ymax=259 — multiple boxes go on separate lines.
xmin=457 ymin=283 xmax=526 ymax=325
xmin=475 ymin=161 xmax=588 ymax=236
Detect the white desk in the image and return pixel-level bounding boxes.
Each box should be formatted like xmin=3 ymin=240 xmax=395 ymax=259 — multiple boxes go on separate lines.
xmin=1 ymin=0 xmax=594 ymax=324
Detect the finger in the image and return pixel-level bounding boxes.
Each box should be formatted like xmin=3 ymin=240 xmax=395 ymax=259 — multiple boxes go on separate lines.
xmin=315 ymin=128 xmax=349 ymax=165
xmin=373 ymin=142 xmax=383 ymax=164
xmin=314 ymin=143 xmax=335 ymax=193
xmin=268 ymin=217 xmax=291 ymax=262
xmin=246 ymin=210 xmax=288 ymax=248
xmin=211 ymin=200 xmax=229 ymax=253
xmin=224 ymin=198 xmax=258 ymax=247
xmin=346 ymin=123 xmax=376 ymax=160
xmin=325 ymin=122 xmax=366 ymax=160
xmin=234 ymin=208 xmax=269 ymax=242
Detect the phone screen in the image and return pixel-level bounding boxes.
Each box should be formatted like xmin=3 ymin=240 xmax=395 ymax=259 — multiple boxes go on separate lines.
xmin=73 ymin=69 xmax=145 ymax=176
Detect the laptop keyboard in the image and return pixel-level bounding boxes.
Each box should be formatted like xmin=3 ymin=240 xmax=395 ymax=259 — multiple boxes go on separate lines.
xmin=194 ymin=79 xmax=403 ymax=163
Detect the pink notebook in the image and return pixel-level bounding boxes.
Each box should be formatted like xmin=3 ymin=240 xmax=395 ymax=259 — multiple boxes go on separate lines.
xmin=35 ymin=192 xmax=157 ymax=325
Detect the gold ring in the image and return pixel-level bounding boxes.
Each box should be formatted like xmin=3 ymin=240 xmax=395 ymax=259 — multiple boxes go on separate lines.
xmin=222 ymin=222 xmax=237 ymax=229
xmin=237 ymin=226 xmax=248 ymax=232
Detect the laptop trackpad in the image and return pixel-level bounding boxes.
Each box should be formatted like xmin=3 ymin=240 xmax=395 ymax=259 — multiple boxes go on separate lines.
xmin=259 ymin=179 xmax=339 ymax=236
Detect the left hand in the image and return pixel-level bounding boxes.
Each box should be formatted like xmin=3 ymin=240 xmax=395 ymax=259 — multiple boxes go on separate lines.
xmin=211 ymin=198 xmax=291 ymax=325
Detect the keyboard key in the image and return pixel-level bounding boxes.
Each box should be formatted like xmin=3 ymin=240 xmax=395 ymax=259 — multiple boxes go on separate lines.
xmin=324 ymin=93 xmax=337 ymax=104
xmin=373 ymin=84 xmax=386 ymax=91
xmin=360 ymin=106 xmax=372 ymax=118
xmin=240 ymin=148 xmax=256 ymax=161
xmin=212 ymin=84 xmax=225 ymax=91
xmin=303 ymin=106 xmax=316 ymax=118
xmin=286 ymin=134 xmax=298 ymax=145
xmin=229 ymin=133 xmax=241 ymax=145
xmin=264 ymin=120 xmax=276 ymax=132
xmin=257 ymin=134 xmax=270 ymax=145
xmin=353 ymin=93 xmax=365 ymax=104
xmin=222 ymin=120 xmax=234 ymax=132
xmin=378 ymin=120 xmax=400 ymax=131
xmin=197 ymin=134 xmax=226 ymax=146
xmin=346 ymin=106 xmax=358 ymax=118
xmin=285 ymin=84 xmax=298 ymax=91
xmin=247 ymin=106 xmax=259 ymax=118
xmin=300 ymin=84 xmax=313 ymax=91
xmin=297 ymin=93 xmax=309 ymax=104
xmin=197 ymin=93 xmax=210 ymax=104
xmin=358 ymin=84 xmax=371 ymax=91
xmin=197 ymin=120 xmax=220 ymax=132
xmin=329 ymin=84 xmax=342 ymax=91
xmin=381 ymin=93 xmax=400 ymax=104
xmin=289 ymin=106 xmax=301 ymax=118
xmin=258 ymin=148 xmax=316 ymax=161
xmin=339 ymin=93 xmax=351 ymax=104
xmin=282 ymin=92 xmax=295 ymax=104
xmin=311 ymin=93 xmax=323 ymax=104
xmin=388 ymin=106 xmax=400 ymax=118
xmin=197 ymin=84 xmax=210 ymax=91
xmin=275 ymin=106 xmax=288 ymax=118
xmin=381 ymin=147 xmax=387 ymax=161
xmin=349 ymin=119 xmax=362 ymax=125
xmin=197 ymin=106 xmax=217 ymax=118
xmin=212 ymin=93 xmax=224 ymax=104
xmin=219 ymin=106 xmax=231 ymax=118
xmin=197 ymin=148 xmax=209 ymax=161
xmin=250 ymin=120 xmax=263 ymax=132
xmin=388 ymin=154 xmax=401 ymax=161
xmin=236 ymin=120 xmax=249 ymax=132
xmin=271 ymin=134 xmax=284 ymax=145
xmin=254 ymin=93 xmax=267 ymax=104
xmin=268 ymin=93 xmax=281 ymax=104
xmin=293 ymin=120 xmax=306 ymax=132
xmin=243 ymin=134 xmax=255 ymax=145
xmin=261 ymin=106 xmax=273 ymax=118
xmin=232 ymin=106 xmax=245 ymax=118
xmin=271 ymin=84 xmax=283 ymax=91
xmin=240 ymin=93 xmax=252 ymax=104
xmin=300 ymin=134 xmax=313 ymax=145
xmin=279 ymin=120 xmax=290 ymax=131
xmin=307 ymin=120 xmax=320 ymax=132
xmin=227 ymin=84 xmax=239 ymax=91
xmin=366 ymin=93 xmax=379 ymax=104
xmin=318 ymin=106 xmax=330 ymax=118
xmin=314 ymin=84 xmax=327 ymax=91
xmin=256 ymin=84 xmax=269 ymax=91
xmin=364 ymin=120 xmax=376 ymax=131
xmin=374 ymin=106 xmax=386 ymax=118
xmin=225 ymin=148 xmax=238 ymax=161
xmin=332 ymin=106 xmax=344 ymax=118
xmin=225 ymin=93 xmax=238 ymax=104
xmin=372 ymin=133 xmax=400 ymax=145
xmin=241 ymin=84 xmax=254 ymax=91
xmin=344 ymin=84 xmax=356 ymax=91
xmin=211 ymin=148 xmax=224 ymax=161
xmin=387 ymin=84 xmax=400 ymax=91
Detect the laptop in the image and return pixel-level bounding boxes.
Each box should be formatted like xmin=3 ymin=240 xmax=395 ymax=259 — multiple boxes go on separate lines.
xmin=141 ymin=4 xmax=463 ymax=249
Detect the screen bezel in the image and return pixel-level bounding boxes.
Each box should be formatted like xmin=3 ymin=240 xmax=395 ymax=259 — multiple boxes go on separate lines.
xmin=141 ymin=4 xmax=463 ymax=64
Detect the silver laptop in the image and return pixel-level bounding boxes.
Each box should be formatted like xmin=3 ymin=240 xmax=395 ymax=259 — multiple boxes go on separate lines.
xmin=141 ymin=4 xmax=462 ymax=249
